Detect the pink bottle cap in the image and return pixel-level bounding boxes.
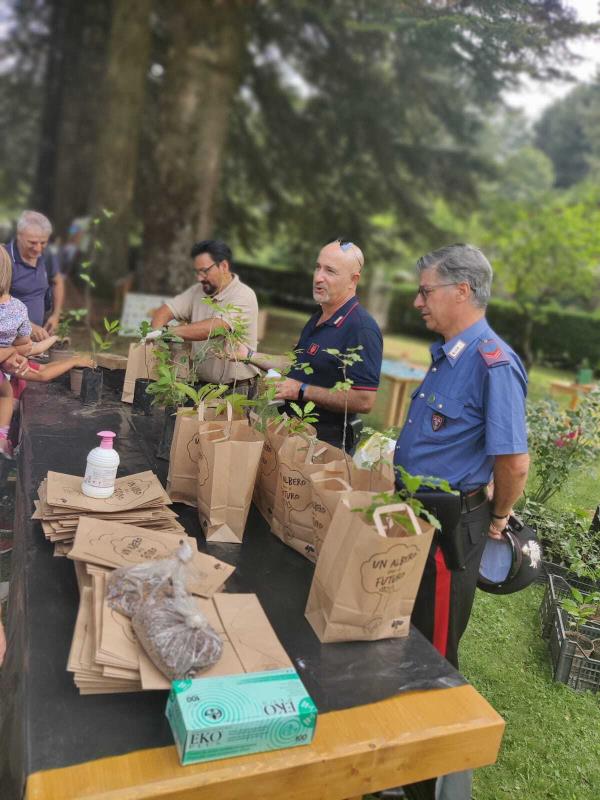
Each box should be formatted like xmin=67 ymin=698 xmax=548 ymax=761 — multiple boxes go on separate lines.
xmin=97 ymin=431 xmax=116 ymax=449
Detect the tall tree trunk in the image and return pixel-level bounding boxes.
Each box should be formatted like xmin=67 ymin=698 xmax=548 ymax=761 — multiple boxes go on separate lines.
xmin=91 ymin=0 xmax=152 ymax=290
xmin=29 ymin=0 xmax=75 ymax=215
xmin=51 ymin=0 xmax=112 ymax=236
xmin=141 ymin=1 xmax=251 ymax=294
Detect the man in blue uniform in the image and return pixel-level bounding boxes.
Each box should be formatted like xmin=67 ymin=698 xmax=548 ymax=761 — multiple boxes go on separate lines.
xmin=378 ymin=244 xmax=529 ymax=800
xmin=235 ymin=238 xmax=383 ymax=451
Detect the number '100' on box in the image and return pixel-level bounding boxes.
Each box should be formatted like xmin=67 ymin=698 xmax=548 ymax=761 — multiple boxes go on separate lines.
xmin=166 ymin=668 xmax=318 ymax=765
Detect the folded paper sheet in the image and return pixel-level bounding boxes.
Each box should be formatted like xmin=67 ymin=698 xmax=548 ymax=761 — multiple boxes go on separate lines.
xmin=69 ymin=517 xmax=234 ymax=597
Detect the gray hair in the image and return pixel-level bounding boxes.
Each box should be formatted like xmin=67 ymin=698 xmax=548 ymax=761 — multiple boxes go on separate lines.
xmin=416 ymin=243 xmax=493 ymax=308
xmin=16 ymin=210 xmax=53 ymax=236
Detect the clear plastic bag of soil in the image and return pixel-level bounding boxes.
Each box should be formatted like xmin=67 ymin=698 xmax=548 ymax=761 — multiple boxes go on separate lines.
xmin=106 ymin=539 xmax=195 ymax=618
xmin=132 ymin=588 xmax=223 ymax=680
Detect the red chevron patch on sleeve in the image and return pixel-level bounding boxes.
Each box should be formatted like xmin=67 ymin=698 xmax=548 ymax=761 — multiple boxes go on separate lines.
xmin=478 ymin=340 xmax=509 ymax=366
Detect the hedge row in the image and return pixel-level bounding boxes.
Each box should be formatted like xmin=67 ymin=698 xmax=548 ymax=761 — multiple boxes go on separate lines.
xmin=235 ymin=262 xmax=600 ymax=372
xmin=388 ymin=287 xmax=600 ymax=372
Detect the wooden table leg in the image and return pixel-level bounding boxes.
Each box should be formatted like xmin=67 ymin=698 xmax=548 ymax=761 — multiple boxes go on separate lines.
xmin=385 ymin=377 xmax=402 ymax=427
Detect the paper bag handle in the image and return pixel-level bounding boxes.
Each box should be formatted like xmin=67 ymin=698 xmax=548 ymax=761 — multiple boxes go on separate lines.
xmin=312 ymin=476 xmax=352 ymax=491
xmin=372 ymin=503 xmax=423 ymax=538
xmin=305 ymin=443 xmax=327 ymax=464
xmin=271 ymin=414 xmax=288 ymax=434
xmin=197 ymin=422 xmax=231 ymax=443
xmin=198 ymin=400 xmax=233 ymax=422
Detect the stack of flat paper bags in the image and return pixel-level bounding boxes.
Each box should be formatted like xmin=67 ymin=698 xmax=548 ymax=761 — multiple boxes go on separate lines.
xmin=34 ymin=471 xmax=186 ymax=556
xmin=67 ymin=516 xmax=247 ymax=694
xmin=65 ymin=518 xmax=291 ymax=694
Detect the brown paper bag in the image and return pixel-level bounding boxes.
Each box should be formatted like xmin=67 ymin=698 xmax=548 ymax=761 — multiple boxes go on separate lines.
xmin=305 ymin=493 xmax=435 ymax=642
xmin=271 ymin=436 xmax=347 ymax=562
xmin=311 ymin=461 xmax=395 ymax=557
xmin=167 ymin=402 xmax=240 ymax=507
xmin=196 ymin=420 xmax=265 ymax=543
xmin=121 ymin=342 xmax=159 ymax=403
xmin=251 ymin=416 xmax=289 ymax=525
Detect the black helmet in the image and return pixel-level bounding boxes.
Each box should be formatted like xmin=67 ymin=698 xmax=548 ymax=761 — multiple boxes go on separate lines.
xmin=477 ymin=515 xmax=542 ymax=594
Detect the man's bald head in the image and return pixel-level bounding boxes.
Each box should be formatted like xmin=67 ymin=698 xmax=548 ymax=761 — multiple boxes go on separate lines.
xmin=313 ymin=239 xmax=364 ymax=312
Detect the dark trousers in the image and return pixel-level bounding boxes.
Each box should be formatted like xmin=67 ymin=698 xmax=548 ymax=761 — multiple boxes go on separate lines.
xmin=315 ymin=420 xmax=358 ymax=454
xmin=402 ymin=502 xmax=490 ymax=800
xmin=411 ymin=500 xmax=490 ymax=669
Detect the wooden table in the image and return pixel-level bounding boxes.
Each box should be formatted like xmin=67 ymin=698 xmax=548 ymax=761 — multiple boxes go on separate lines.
xmin=382 ymin=359 xmax=427 ymax=428
xmin=549 ymin=380 xmax=597 ymax=410
xmin=1 ymin=383 xmax=504 ymax=800
xmin=26 ymin=684 xmax=503 ymax=800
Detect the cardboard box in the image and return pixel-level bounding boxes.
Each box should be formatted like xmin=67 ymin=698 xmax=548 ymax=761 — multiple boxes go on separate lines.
xmin=166 ymin=668 xmax=317 ymax=765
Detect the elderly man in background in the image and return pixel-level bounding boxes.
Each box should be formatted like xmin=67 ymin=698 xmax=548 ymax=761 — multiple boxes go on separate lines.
xmin=233 ymin=237 xmax=383 ymax=451
xmin=8 ymin=210 xmax=64 ymax=341
xmin=150 ymin=239 xmax=259 ymax=394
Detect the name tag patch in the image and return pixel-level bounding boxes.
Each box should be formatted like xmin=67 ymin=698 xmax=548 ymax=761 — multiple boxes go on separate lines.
xmin=307 ymin=343 xmax=320 ymax=356
xmin=431 ymin=413 xmax=445 ymax=431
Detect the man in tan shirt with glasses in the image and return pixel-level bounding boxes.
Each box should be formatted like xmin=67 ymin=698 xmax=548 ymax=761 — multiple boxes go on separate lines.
xmin=150 ymin=239 xmax=259 ymax=392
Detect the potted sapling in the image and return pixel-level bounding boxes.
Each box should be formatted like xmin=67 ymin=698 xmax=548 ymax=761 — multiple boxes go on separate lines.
xmin=49 ymin=308 xmax=88 ymax=362
xmin=133 ymin=321 xmax=158 ymax=414
xmin=76 ymin=318 xmax=121 ymax=403
xmin=193 ymin=297 xmax=250 ymax=392
xmin=323 ymin=345 xmax=363 ymax=479
xmin=145 ymin=333 xmax=198 ymax=459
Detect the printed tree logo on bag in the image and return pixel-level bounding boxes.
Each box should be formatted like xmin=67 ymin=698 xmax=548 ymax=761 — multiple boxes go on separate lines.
xmin=110 ymin=535 xmax=171 ymax=562
xmin=281 ymin=468 xmax=311 ymax=512
xmin=186 ymin=433 xmax=201 ymax=464
xmin=361 ymin=543 xmax=421 ymax=595
xmin=260 ymin=441 xmax=278 ymax=477
xmin=197 ymin=449 xmax=210 ymax=487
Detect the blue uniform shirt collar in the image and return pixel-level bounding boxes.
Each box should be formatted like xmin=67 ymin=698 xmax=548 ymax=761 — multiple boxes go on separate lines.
xmin=430 ymin=317 xmax=488 ymax=368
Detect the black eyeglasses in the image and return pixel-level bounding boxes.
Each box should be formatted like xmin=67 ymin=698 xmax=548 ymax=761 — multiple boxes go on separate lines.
xmin=416 ymin=282 xmax=458 ymax=300
xmin=195 ymin=262 xmax=218 ymax=277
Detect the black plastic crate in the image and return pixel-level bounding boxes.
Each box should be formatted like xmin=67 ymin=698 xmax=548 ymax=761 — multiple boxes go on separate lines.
xmin=536 ymin=560 xmax=600 ymax=589
xmin=549 ymin=607 xmax=600 ymax=693
xmin=538 ymin=573 xmax=599 ymax=639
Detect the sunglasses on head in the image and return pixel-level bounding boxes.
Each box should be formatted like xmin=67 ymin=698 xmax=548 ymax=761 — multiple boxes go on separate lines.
xmin=328 ymin=237 xmax=364 ymax=269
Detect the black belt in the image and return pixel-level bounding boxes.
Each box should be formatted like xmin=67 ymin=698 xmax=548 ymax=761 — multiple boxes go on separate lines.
xmin=460 ymin=486 xmax=488 ymax=513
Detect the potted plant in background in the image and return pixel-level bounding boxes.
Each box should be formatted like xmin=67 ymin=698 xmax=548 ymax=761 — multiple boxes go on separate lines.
xmin=49 ymin=308 xmax=88 ymax=362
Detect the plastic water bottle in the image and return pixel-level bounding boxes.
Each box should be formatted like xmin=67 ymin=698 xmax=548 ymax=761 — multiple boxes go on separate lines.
xmin=81 ymin=431 xmax=120 ymax=499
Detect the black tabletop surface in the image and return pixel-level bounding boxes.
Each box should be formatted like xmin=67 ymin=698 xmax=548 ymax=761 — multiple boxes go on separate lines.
xmin=0 ymin=383 xmax=463 ymax=798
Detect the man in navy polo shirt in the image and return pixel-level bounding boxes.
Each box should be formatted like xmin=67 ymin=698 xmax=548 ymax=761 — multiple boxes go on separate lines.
xmin=235 ymin=238 xmax=383 ymax=451
xmin=8 ymin=210 xmax=64 ymax=341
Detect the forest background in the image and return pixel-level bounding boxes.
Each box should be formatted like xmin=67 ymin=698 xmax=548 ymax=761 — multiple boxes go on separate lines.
xmin=1 ymin=0 xmax=600 ymax=372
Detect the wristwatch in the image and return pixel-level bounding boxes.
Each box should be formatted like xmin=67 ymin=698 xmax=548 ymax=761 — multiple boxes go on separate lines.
xmin=242 ymin=347 xmax=255 ymax=364
xmin=297 ymin=383 xmax=308 ymax=402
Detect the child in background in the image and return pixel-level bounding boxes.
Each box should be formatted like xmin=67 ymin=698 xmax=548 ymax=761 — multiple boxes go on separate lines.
xmin=0 ymin=246 xmax=93 ymax=455
xmin=0 ymin=345 xmax=29 ymax=457
xmin=0 ymin=245 xmax=57 ymax=359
